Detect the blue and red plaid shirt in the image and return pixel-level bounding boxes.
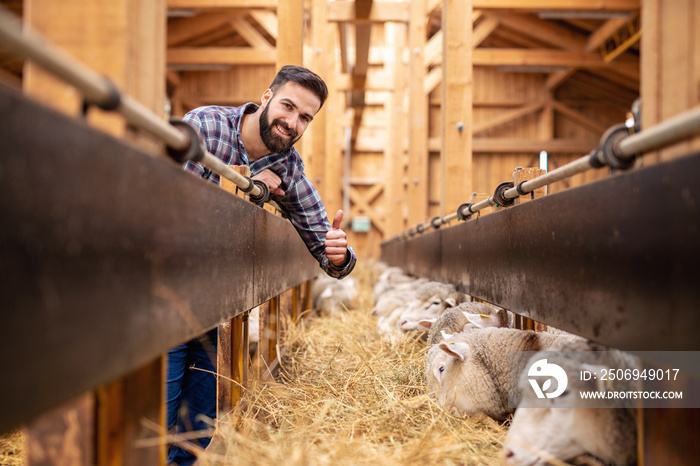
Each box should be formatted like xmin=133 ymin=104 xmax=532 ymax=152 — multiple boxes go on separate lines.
xmin=182 ymin=103 xmax=356 ymax=279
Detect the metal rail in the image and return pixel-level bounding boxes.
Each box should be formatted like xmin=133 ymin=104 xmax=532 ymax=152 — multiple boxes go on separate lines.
xmin=0 ymin=6 xmax=269 ymax=203
xmin=395 ymin=105 xmax=700 ymax=241
xmin=381 ymin=149 xmax=700 ymax=352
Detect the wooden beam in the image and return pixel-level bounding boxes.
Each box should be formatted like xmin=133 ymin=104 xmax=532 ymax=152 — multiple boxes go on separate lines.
xmin=276 ymin=0 xmax=302 ymax=66
xmin=585 ymin=16 xmax=630 ymax=52
xmin=168 ymin=0 xmax=278 ymax=8
xmin=471 ymin=0 xmax=639 ymax=11
xmin=167 ymin=12 xmax=240 ymax=46
xmin=386 ymin=21 xmax=408 ymax=236
xmin=336 ymin=72 xmax=395 ymax=91
xmin=545 ymin=68 xmax=577 ymax=91
xmin=497 ymin=13 xmax=586 ymax=51
xmin=248 ymin=10 xmax=278 ymax=39
xmin=423 ymin=30 xmax=442 ymax=68
xmin=167 ymin=46 xmax=276 ymax=64
xmin=551 ymin=100 xmax=609 ymax=134
xmin=474 ymin=48 xmax=618 ymax=68
xmin=0 ymin=66 xmax=21 ymax=90
xmin=640 ymin=0 xmax=700 ymax=161
xmin=428 ymin=137 xmax=598 ymax=153
xmin=424 ymin=66 xmax=441 ymax=95
xmin=230 ymin=16 xmax=273 ymax=50
xmin=471 ymin=137 xmax=598 ymax=153
xmin=407 ymin=0 xmax=428 ymax=229
xmin=327 ymin=1 xmax=410 ymax=23
xmin=472 ymin=100 xmax=544 ymax=134
xmin=473 ymin=15 xmax=500 ymax=47
xmin=350 ymin=1 xmax=372 ymax=108
xmin=441 ymin=0 xmax=473 ymax=216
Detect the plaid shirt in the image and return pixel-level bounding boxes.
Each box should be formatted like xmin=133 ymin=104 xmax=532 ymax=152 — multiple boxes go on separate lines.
xmin=182 ymin=104 xmax=356 ymax=279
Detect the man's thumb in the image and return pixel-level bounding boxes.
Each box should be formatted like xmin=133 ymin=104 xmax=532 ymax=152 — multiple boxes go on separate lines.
xmin=331 ymin=210 xmax=344 ymax=230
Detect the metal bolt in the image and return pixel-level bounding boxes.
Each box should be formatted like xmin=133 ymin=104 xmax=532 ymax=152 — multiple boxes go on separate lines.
xmin=456 ymin=122 xmax=465 ymax=133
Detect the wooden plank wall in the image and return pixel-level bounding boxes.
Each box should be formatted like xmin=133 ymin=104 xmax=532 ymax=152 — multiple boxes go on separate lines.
xmin=164 ymin=2 xmax=643 ymax=261
xmin=641 ymin=0 xmax=700 ymax=162
xmin=425 ymin=66 xmax=634 ymax=222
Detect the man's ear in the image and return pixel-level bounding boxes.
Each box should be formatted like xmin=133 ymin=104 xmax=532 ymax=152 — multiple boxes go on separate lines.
xmin=261 ymin=89 xmax=273 ymax=105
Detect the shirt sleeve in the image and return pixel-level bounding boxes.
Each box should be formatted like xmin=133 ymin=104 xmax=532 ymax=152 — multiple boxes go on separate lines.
xmin=180 ymin=107 xmax=242 ymax=183
xmin=277 ymin=170 xmax=356 ymax=279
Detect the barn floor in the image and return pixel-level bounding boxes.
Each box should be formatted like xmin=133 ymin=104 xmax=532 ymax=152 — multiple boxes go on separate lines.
xmin=197 ymin=262 xmax=509 ymax=465
xmin=0 ymin=428 xmax=24 ymax=465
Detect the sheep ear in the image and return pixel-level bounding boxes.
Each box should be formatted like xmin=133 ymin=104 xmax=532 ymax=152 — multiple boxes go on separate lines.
xmin=418 ymin=318 xmax=434 ymax=330
xmin=463 ymin=312 xmax=483 ymax=326
xmin=440 ymin=330 xmax=453 ymax=341
xmin=445 ymin=297 xmax=457 ymax=308
xmin=439 ymin=341 xmax=471 ymax=361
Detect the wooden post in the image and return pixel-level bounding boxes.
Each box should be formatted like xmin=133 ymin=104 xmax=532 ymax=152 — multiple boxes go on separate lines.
xmin=231 ymin=312 xmax=249 ymax=406
xmin=23 ymin=0 xmax=166 ymax=463
xmin=407 ymin=0 xmax=428 ymax=230
xmin=25 ymin=394 xmax=95 ymax=465
xmin=440 ymin=0 xmax=473 ymax=216
xmin=218 ymin=165 xmax=251 ymax=412
xmin=513 ymin=166 xmax=547 ymax=331
xmin=268 ymin=296 xmax=280 ymax=366
xmin=291 ymin=284 xmax=302 ymax=323
xmin=512 ymin=167 xmax=547 ymax=205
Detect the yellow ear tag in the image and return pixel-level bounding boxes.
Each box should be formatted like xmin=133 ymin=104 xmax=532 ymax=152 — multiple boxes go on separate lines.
xmin=479 ymin=314 xmax=491 ymax=318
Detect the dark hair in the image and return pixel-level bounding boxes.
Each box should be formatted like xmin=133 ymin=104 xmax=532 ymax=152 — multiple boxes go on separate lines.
xmin=269 ymin=65 xmax=329 ymax=109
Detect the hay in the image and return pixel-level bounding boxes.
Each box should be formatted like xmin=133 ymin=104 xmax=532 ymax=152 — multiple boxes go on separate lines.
xmin=197 ymin=262 xmax=509 ymax=465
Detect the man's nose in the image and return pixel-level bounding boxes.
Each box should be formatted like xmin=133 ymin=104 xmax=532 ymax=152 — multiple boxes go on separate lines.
xmin=283 ymin=113 xmax=299 ymax=130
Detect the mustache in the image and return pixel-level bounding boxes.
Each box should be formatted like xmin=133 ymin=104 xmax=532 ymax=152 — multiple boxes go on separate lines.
xmin=271 ymin=119 xmax=297 ymax=139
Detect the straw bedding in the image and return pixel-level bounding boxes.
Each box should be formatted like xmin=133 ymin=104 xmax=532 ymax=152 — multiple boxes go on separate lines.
xmin=196 ymin=262 xmax=509 ymax=465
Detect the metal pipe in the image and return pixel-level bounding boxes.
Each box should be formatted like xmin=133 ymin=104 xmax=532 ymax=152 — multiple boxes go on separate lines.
xmin=503 ymin=154 xmax=594 ymax=200
xmin=0 ymin=7 xmax=263 ymax=199
xmin=618 ymin=105 xmax=700 ymax=156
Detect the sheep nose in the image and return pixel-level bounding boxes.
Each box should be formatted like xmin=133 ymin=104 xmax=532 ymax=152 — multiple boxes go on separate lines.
xmin=503 ymin=448 xmax=516 ymax=463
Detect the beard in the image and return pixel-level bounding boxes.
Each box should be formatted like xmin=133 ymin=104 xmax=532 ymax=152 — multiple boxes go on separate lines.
xmin=259 ymin=103 xmax=301 ymax=154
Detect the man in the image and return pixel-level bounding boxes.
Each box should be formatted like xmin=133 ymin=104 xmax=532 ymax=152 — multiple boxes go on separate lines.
xmin=166 ymin=65 xmax=356 ymax=465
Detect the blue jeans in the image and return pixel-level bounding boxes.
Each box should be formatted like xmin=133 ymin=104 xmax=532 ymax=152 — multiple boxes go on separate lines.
xmin=166 ymin=328 xmax=218 ymax=465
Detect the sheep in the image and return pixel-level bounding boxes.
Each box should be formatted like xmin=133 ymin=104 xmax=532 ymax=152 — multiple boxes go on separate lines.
xmin=248 ymin=306 xmax=260 ymax=357
xmin=503 ymin=341 xmax=640 ymax=466
xmin=372 ymin=266 xmax=417 ymax=302
xmin=396 ymin=281 xmax=469 ymax=333
xmin=423 ymin=301 xmax=510 ymax=344
xmin=425 ymin=327 xmax=584 ymax=421
xmin=371 ymin=277 xmax=428 ymax=318
xmin=310 ymin=274 xmax=358 ymax=315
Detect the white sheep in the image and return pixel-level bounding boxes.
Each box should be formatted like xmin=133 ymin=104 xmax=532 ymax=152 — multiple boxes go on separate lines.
xmin=423 ymin=301 xmax=510 ymax=344
xmin=425 ymin=327 xmax=584 ymax=421
xmin=310 ymin=274 xmax=358 ymax=315
xmin=396 ymin=281 xmax=469 ymax=333
xmin=503 ymin=341 xmax=639 ymax=465
xmin=372 ymin=266 xmax=417 ymax=302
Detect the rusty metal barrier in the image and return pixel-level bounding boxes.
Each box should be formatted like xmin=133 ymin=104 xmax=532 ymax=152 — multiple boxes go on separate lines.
xmin=0 ymin=86 xmax=319 ymax=462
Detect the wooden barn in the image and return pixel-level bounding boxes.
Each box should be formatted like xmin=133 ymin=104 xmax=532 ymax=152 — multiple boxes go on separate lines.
xmin=1 ymin=0 xmax=699 ymax=464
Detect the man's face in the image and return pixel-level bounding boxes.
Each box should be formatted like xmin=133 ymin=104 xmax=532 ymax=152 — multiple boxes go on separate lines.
xmin=259 ymin=82 xmax=321 ymax=154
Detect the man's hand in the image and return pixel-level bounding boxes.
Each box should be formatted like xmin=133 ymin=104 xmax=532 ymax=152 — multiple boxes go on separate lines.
xmin=325 ymin=210 xmax=350 ymax=267
xmin=252 ymin=169 xmax=285 ymax=196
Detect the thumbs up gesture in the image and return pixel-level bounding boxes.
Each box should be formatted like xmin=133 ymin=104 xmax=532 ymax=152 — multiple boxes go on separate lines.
xmin=325 ymin=210 xmax=350 ymax=266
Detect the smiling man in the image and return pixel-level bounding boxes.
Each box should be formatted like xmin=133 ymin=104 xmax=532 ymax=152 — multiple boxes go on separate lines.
xmin=167 ymin=66 xmax=356 ymax=465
